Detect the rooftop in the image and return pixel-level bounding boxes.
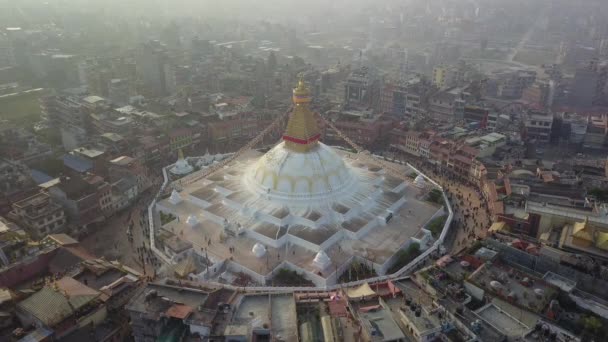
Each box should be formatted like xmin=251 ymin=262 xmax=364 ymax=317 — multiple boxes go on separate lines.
xmin=17 ymin=277 xmax=100 ymax=327
xmin=72 ymin=147 xmax=104 ymax=159
xmin=475 ymin=303 xmax=530 ymax=337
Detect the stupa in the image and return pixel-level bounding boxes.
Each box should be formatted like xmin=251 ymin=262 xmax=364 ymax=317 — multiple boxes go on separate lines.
xmin=155 ymin=78 xmax=446 ymax=286
xmin=170 ymin=149 xmax=194 ymax=175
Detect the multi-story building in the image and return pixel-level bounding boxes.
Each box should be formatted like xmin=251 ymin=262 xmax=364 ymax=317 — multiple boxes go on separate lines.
xmin=108 ymin=78 xmax=130 ymax=106
xmin=432 ymin=64 xmax=464 ymax=89
xmin=71 ymin=147 xmax=108 ymax=178
xmin=324 ymin=109 xmax=394 ymax=149
xmin=45 ymin=175 xmax=104 ymax=231
xmin=344 ymin=66 xmax=382 ymax=110
xmin=583 ymin=115 xmax=608 ymax=150
xmin=111 ymin=176 xmax=139 ymax=212
xmin=89 ymin=109 xmax=134 ymax=136
xmin=83 ymin=174 xmax=113 ymax=217
xmin=464 ymin=132 xmax=507 ymax=158
xmin=463 ymin=105 xmax=490 ymax=128
xmin=138 ymin=40 xmax=170 ymax=97
xmin=428 ymin=87 xmax=466 ymax=121
xmin=168 ymin=128 xmax=194 ymax=152
xmin=0 ymin=158 xmax=37 ymax=215
xmin=10 ymin=192 xmax=66 ymax=239
xmin=41 ymin=94 xmax=89 ymax=151
xmin=380 ymin=77 xmax=431 ymax=116
xmin=569 ymin=59 xmax=608 ymax=107
xmin=484 ymin=69 xmax=536 ymax=100
xmin=0 ymin=217 xmax=34 ymax=266
xmin=524 ymin=110 xmax=554 ymax=143
xmin=522 ymin=80 xmax=553 ymax=110
xmin=109 ymin=156 xmax=150 ymax=194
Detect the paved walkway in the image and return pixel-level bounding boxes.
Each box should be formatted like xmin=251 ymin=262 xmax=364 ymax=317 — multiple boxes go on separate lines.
xmin=81 ymin=177 xmax=164 ymax=278
xmin=387 ymin=152 xmax=492 ymax=254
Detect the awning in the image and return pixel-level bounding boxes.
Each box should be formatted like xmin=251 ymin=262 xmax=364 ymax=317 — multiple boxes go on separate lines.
xmin=346 ymin=283 xmax=376 ymax=299
xmin=489 ymin=221 xmax=508 ymax=233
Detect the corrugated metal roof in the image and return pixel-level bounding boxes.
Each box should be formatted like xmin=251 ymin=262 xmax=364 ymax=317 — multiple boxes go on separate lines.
xmin=30 ymin=169 xmax=54 ymax=185
xmin=62 ymin=154 xmax=93 ymax=173
xmin=17 ymin=277 xmax=99 ymax=327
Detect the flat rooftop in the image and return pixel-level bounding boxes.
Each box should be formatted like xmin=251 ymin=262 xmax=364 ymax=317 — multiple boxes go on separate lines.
xmin=475 ymin=303 xmax=530 ymax=337
xmin=469 ymin=262 xmax=557 ymax=313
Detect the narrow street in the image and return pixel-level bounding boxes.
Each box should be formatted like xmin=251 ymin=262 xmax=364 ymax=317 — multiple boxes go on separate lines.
xmin=388 ymin=151 xmax=492 ymax=254
xmin=80 ymin=177 xmax=163 ymax=277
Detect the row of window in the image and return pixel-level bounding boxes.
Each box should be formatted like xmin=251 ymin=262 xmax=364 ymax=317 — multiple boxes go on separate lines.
xmin=529 ymin=120 xmax=551 ymax=126
xmin=37 ymin=212 xmax=63 ymax=225
xmin=39 ymin=219 xmax=64 ymax=234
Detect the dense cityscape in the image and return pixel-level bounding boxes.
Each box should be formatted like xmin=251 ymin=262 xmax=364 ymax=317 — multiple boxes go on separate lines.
xmin=0 ymin=0 xmax=608 ymax=341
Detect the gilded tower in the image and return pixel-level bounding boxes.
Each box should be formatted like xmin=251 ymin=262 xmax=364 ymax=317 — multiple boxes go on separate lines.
xmin=282 ymin=78 xmax=321 ymax=153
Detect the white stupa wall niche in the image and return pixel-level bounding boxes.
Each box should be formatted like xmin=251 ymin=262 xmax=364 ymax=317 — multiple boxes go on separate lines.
xmin=169 ymin=190 xmax=182 ymax=204
xmin=313 ymin=250 xmax=331 ymax=270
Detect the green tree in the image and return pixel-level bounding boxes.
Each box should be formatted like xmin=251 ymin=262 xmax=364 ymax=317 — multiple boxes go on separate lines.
xmin=581 ymin=316 xmax=602 ymax=342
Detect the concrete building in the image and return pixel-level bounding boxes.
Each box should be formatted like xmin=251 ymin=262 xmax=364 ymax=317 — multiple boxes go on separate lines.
xmin=522 ymin=80 xmax=553 ymax=110
xmin=10 ymin=192 xmax=66 ymax=239
xmin=0 ymin=216 xmax=33 ymax=266
xmin=324 ymin=109 xmax=394 ymax=149
xmin=464 ymin=133 xmax=507 ymax=158
xmin=111 ymin=176 xmax=139 ymax=212
xmin=428 ymin=87 xmax=467 ymax=121
xmin=344 ymin=66 xmax=382 ymax=110
xmin=108 ymin=78 xmax=130 ymax=106
xmin=138 ymin=40 xmax=169 ymax=97
xmin=41 ymin=94 xmax=89 ymax=151
xmin=432 ymin=65 xmax=464 ymax=89
xmin=482 ymin=68 xmax=536 ymax=100
xmin=524 ymin=110 xmax=554 ymax=143
xmin=569 ymin=60 xmax=608 ymax=107
xmin=380 ymin=77 xmax=431 ymax=116
xmin=45 ymin=175 xmax=105 ymax=230
xmin=463 ymin=106 xmax=490 ymax=128
xmin=583 ymin=115 xmax=608 ymax=150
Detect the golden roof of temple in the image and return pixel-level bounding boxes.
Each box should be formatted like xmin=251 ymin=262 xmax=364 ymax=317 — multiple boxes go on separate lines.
xmin=573 ymin=217 xmax=593 ymax=241
xmin=283 ymin=77 xmax=320 ymax=152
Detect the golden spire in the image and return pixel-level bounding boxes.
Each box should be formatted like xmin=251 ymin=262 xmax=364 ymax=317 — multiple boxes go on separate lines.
xmin=178 ymin=148 xmax=184 ymax=160
xmin=283 ymin=76 xmax=320 ymax=152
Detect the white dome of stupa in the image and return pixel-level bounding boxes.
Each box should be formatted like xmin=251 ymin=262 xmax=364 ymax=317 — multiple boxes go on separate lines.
xmin=169 ymin=190 xmax=182 ymax=204
xmin=246 ymin=142 xmax=357 ymax=204
xmin=252 ymin=243 xmax=266 ymax=258
xmin=170 ymin=149 xmax=194 ymax=175
xmin=313 ymin=250 xmax=331 ymax=270
xmin=243 ymin=79 xmax=359 ymax=206
xmin=186 ymin=215 xmax=199 ymax=227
